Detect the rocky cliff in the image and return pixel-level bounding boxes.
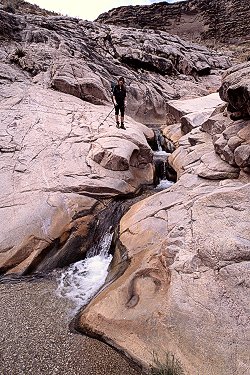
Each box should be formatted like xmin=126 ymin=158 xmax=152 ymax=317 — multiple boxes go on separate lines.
xmin=0 ymin=7 xmax=230 ymax=273
xmin=0 ymin=4 xmax=249 ymax=375
xmin=78 ymin=65 xmax=250 ymax=375
xmin=0 ymin=0 xmax=58 ymax=16
xmin=96 ymin=0 xmax=250 ymax=47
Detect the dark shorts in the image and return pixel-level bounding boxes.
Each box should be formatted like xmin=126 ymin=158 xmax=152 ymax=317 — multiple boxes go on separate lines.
xmin=115 ymin=102 xmax=125 ymax=117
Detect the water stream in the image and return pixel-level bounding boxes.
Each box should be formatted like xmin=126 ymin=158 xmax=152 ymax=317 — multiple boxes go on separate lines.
xmin=56 ymin=128 xmax=176 ymax=312
xmin=57 ymin=231 xmax=113 ymax=315
xmin=153 ymin=129 xmax=176 ymax=190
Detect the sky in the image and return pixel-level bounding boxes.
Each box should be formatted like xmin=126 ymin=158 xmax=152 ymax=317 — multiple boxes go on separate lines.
xmin=28 ymin=0 xmax=183 ymax=21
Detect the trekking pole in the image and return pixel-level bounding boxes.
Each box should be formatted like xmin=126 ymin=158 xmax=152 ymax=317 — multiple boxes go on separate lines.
xmin=100 ymin=106 xmax=115 ymax=126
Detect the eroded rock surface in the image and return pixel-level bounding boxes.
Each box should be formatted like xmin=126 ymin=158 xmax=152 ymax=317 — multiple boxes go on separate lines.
xmin=78 ymin=79 xmax=250 ymax=375
xmin=0 ymin=69 xmax=154 ymax=274
xmin=0 ymin=7 xmax=232 ymax=274
xmin=96 ymin=0 xmax=250 ymax=46
xmin=0 ymin=9 xmax=230 ymax=124
xmin=219 ymin=61 xmax=250 ymax=119
xmin=1 ymin=5 xmax=249 ymax=375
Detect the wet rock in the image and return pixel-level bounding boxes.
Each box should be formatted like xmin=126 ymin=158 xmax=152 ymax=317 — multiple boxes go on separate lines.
xmin=79 ymin=174 xmax=250 ymax=375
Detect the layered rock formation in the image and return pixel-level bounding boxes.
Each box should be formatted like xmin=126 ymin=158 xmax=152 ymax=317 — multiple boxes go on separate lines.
xmin=1 ymin=4 xmax=249 ymax=375
xmin=0 ymin=8 xmax=231 ymax=273
xmin=0 ymin=8 xmax=230 ymax=124
xmin=97 ymin=0 xmax=250 ymax=46
xmin=0 ymin=68 xmax=156 ymax=274
xmin=78 ymin=63 xmax=250 ymax=375
xmin=0 ymin=0 xmax=58 ymax=16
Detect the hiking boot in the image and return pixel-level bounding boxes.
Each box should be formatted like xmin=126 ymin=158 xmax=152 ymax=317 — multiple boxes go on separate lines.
xmin=120 ymin=122 xmax=126 ymax=130
xmin=116 ymin=121 xmax=120 ymax=128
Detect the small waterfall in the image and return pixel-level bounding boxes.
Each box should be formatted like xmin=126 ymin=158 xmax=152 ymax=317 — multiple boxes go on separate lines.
xmin=154 ymin=158 xmax=175 ymax=190
xmin=152 ymin=129 xmax=176 ymax=190
xmin=56 ymin=231 xmax=113 ymax=315
xmin=155 ymin=129 xmax=163 ymax=151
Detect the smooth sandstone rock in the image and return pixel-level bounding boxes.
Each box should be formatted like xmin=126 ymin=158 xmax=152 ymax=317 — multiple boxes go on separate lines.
xmin=166 ymin=92 xmax=225 ymax=122
xmin=1 ymin=6 xmax=250 ymax=375
xmin=79 ymin=87 xmax=249 ymax=375
xmin=0 ymin=10 xmax=230 ymax=125
xmin=0 ymin=79 xmax=154 ymax=274
xmin=79 ymin=176 xmax=250 ymax=375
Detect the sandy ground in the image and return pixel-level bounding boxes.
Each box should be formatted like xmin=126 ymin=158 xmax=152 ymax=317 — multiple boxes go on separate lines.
xmin=0 ymin=276 xmax=142 ymax=375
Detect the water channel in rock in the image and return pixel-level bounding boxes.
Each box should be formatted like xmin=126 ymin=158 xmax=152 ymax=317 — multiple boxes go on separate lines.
xmin=56 ymin=231 xmax=113 ymax=316
xmin=0 ymin=126 xmax=176 ymax=375
xmin=56 ymin=127 xmax=176 ymax=315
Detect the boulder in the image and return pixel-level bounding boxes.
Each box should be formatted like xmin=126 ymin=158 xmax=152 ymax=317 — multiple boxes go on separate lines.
xmin=196 ymin=151 xmax=240 ymax=179
xmin=219 ymin=62 xmax=250 ymax=119
xmin=51 ymin=60 xmax=110 ymax=105
xmin=234 ymin=145 xmax=250 ymax=168
xmin=166 ymin=92 xmax=225 ymax=123
xmin=212 ymin=118 xmax=250 ymax=169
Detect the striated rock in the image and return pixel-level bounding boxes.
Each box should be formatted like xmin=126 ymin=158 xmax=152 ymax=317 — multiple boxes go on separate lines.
xmin=96 ymin=0 xmax=250 ymax=46
xmin=234 ymin=145 xmax=250 ymax=168
xmin=219 ymin=62 xmax=250 ymax=119
xmin=78 ymin=86 xmax=249 ymax=375
xmin=166 ymin=92 xmax=225 ymax=123
xmin=0 ymin=9 xmax=230 ymax=124
xmin=0 ymin=75 xmax=154 ymax=274
xmin=79 ymin=173 xmax=250 ymax=375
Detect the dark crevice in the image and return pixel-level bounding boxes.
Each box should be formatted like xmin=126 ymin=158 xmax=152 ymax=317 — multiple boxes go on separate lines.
xmin=120 ymin=56 xmax=172 ymax=76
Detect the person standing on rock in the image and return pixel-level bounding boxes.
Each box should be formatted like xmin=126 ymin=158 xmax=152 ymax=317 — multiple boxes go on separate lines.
xmin=112 ymin=76 xmax=127 ymax=129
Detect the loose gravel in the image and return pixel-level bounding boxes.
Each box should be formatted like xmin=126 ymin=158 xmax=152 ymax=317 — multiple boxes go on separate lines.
xmin=0 ymin=277 xmax=142 ymax=375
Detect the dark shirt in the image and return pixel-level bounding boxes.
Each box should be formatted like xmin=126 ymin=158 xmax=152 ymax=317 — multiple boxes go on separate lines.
xmin=113 ymin=85 xmax=126 ymax=103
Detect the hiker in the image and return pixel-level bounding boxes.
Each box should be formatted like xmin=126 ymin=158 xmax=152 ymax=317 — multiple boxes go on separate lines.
xmin=112 ymin=76 xmax=127 ymax=129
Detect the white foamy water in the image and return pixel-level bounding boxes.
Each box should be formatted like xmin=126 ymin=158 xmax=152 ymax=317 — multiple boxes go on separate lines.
xmin=56 ymin=232 xmax=113 ymax=313
xmin=156 ymin=179 xmax=174 ymax=190
xmin=154 ymin=150 xmax=171 ymax=157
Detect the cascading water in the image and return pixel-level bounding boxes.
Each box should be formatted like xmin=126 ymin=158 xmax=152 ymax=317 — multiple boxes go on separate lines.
xmin=155 ymin=129 xmax=163 ymax=152
xmin=153 ymin=129 xmax=176 ymax=190
xmin=56 ymin=230 xmax=113 ymax=315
